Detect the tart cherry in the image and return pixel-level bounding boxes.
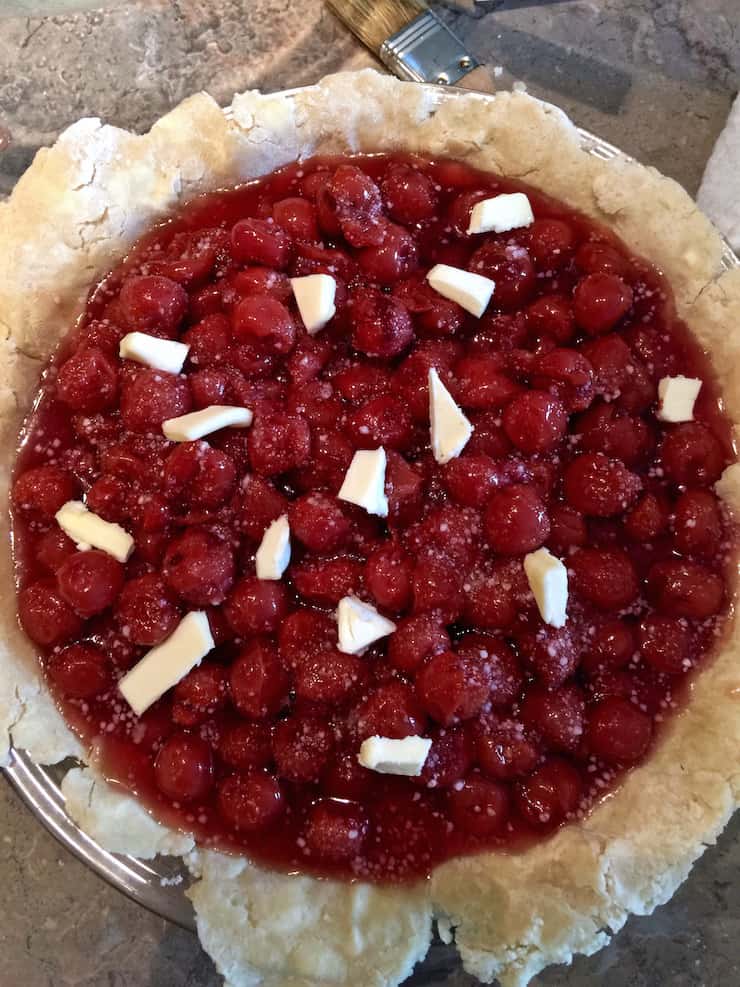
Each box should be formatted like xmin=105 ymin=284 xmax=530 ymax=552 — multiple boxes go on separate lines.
xmin=294 ymin=649 xmax=366 ymax=704
xmin=172 ymin=662 xmax=229 ymax=726
xmin=238 ymin=476 xmax=289 ymax=543
xmin=350 ymin=287 xmax=414 ymax=358
xmin=306 ymin=800 xmax=368 ymax=861
xmin=411 ymin=555 xmax=464 ymax=620
xmin=13 ymin=465 xmax=77 ymax=520
xmin=462 ymin=561 xmax=518 ymax=631
xmin=580 ymin=619 xmax=635 ymax=676
xmin=218 ymin=771 xmax=284 ymax=830
xmin=57 ymin=348 xmax=118 ymax=413
xmin=232 ymin=266 xmax=292 ymax=302
xmin=218 ymin=722 xmax=273 ymax=771
xmin=290 ymin=555 xmax=364 ymax=606
xmin=86 ymin=475 xmax=129 ymax=523
xmin=387 ymin=614 xmax=450 ymax=674
xmin=162 ymin=528 xmax=235 ymax=606
xmin=229 ymin=640 xmax=289 ymax=718
xmin=365 ymin=543 xmax=413 ymax=612
xmin=521 ymin=684 xmax=585 ymax=753
xmin=321 ymin=751 xmax=373 ymax=801
xmin=526 ymin=218 xmax=576 ymax=269
xmin=503 ymin=390 xmax=567 ymax=453
xmin=289 ymin=493 xmax=351 ymax=553
xmin=324 ymin=164 xmax=384 ymax=247
xmin=381 ymin=162 xmax=437 ymax=224
xmin=638 ymin=615 xmax=691 ymax=675
xmin=224 ymin=576 xmax=289 ymax=636
xmin=183 ymin=314 xmax=232 ymax=367
xmin=120 ymin=369 xmax=192 ymax=433
xmin=453 ymin=356 xmax=522 ymax=410
xmin=457 ymin=634 xmax=523 ymax=707
xmin=273 ymin=713 xmax=334 ymax=782
xmin=448 ymin=776 xmax=510 ymax=837
xmin=35 ymin=527 xmax=77 ymax=573
xmin=575 ymin=241 xmax=629 ymax=276
xmin=346 ymin=395 xmax=414 ymax=451
xmin=673 ymin=489 xmax=722 ymax=557
xmin=248 ymin=410 xmax=311 ymax=477
xmin=154 ymin=732 xmax=213 ymax=802
xmin=531 ymin=348 xmax=594 ymax=412
xmin=232 ymin=295 xmax=296 ymax=354
xmin=230 ymin=218 xmax=290 ymax=268
xmin=661 ymin=422 xmax=725 ymax=487
xmin=469 ymin=240 xmax=535 ymax=309
xmin=163 ymin=441 xmax=237 ymax=511
xmin=569 ymin=548 xmax=639 ymax=610
xmin=517 ymin=626 xmax=580 ymax=690
xmin=353 ymin=682 xmax=427 ymax=741
xmin=573 ymin=273 xmax=633 ymax=335
xmin=585 ymin=697 xmax=652 ymax=764
xmin=442 ymin=454 xmax=499 ymax=508
xmin=547 ymin=504 xmax=587 ymax=553
xmin=357 ymin=221 xmax=418 ymax=284
xmin=47 ymin=643 xmax=110 ymax=699
xmin=526 ymin=294 xmax=575 ymax=343
xmin=564 ymin=453 xmax=642 ymax=517
xmin=647 ymin=559 xmax=724 ymax=619
xmin=623 ymin=492 xmax=669 ymax=541
xmin=516 ymin=757 xmax=582 ymax=828
xmin=414 ymin=727 xmax=471 ymax=789
xmin=484 ymin=483 xmax=550 ymax=554
xmin=57 ymin=549 xmax=124 ymax=618
xmin=273 ymin=197 xmax=319 ymax=241
xmin=475 ymin=716 xmax=540 ymax=781
xmin=18 ymin=580 xmax=84 ymax=646
xmin=416 ymin=650 xmax=491 ymax=725
xmin=119 ymin=275 xmax=188 ymax=333
xmin=115 ymin=573 xmax=181 ymax=645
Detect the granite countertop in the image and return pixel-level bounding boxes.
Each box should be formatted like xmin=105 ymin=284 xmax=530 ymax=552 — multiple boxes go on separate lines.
xmin=1 ymin=1 xmax=739 ymax=984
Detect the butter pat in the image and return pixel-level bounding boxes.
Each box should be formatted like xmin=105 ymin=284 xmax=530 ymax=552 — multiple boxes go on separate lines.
xmin=118 ymin=611 xmax=215 ymax=716
xmin=524 ymin=547 xmax=568 ymax=629
xmin=255 ymin=515 xmax=291 ymax=580
xmin=338 ymin=448 xmax=388 ymax=517
xmin=163 ymin=405 xmax=253 ymax=442
xmin=657 ymin=375 xmax=702 ymax=423
xmin=56 ymin=501 xmax=134 ymax=563
xmin=426 ymin=263 xmax=494 ymax=318
xmin=119 ymin=332 xmax=190 ymax=375
xmin=429 ymin=367 xmax=473 ymax=464
xmin=467 ymin=192 xmax=534 ymax=235
xmin=291 ymin=274 xmax=336 ymax=334
xmin=358 ymin=735 xmax=432 ymax=777
xmin=337 ymin=597 xmax=396 ymax=655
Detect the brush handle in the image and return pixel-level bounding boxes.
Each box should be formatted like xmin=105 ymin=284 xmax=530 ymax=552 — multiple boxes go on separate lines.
xmin=456 ymin=64 xmax=497 ymax=93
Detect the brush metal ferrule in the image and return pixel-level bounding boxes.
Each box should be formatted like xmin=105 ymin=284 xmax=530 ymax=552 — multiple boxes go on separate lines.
xmin=379 ymin=11 xmax=479 ymax=85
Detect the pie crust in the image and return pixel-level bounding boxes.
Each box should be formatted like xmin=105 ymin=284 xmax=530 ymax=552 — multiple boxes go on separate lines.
xmin=2 ymin=69 xmax=740 ymax=987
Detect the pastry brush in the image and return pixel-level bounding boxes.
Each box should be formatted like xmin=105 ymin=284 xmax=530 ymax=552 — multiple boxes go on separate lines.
xmin=326 ymin=0 xmax=495 ymax=92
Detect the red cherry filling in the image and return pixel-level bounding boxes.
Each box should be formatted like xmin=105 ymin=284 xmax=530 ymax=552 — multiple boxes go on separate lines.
xmin=11 ymin=152 xmax=735 ymax=885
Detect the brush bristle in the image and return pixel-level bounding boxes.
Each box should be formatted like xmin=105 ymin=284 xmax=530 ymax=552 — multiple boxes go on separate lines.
xmin=327 ymin=0 xmax=428 ymax=53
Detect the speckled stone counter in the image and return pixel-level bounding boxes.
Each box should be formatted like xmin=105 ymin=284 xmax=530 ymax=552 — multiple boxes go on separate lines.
xmin=1 ymin=2 xmax=739 ymax=985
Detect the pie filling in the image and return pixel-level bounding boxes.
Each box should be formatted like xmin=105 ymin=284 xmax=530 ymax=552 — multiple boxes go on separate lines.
xmin=10 ymin=153 xmax=737 ymax=883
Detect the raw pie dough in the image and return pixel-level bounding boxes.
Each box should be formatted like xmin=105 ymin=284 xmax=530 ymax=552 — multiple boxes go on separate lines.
xmin=2 ymin=69 xmax=740 ymax=987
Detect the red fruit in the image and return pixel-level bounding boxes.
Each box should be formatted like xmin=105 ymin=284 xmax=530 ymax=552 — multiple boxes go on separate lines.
xmin=517 ymin=626 xmax=580 ymax=690
xmin=462 ymin=562 xmax=518 ymax=631
xmin=294 ymin=650 xmax=366 ymax=704
xmin=57 ymin=550 xmax=124 ymax=618
xmin=154 ymin=732 xmax=213 ymax=802
xmin=232 ymin=295 xmax=296 ymax=354
xmin=485 ymin=483 xmax=550 ymax=554
xmin=119 ymin=275 xmax=188 ymax=332
xmin=183 ymin=314 xmax=232 ymax=367
xmin=248 ymin=410 xmax=311 ymax=476
xmin=449 ymin=775 xmax=511 ymax=837
xmin=547 ymin=504 xmax=587 ymax=554
xmin=57 ymin=348 xmax=118 ymax=413
xmin=411 ymin=555 xmax=464 ymax=621
xmin=453 ymin=356 xmax=522 ymax=410
xmin=162 ymin=528 xmax=235 ymax=606
xmin=661 ymin=422 xmax=725 ymax=487
xmin=47 ymin=643 xmax=110 ymax=699
xmin=291 ymin=556 xmax=364 ymax=607
xmin=35 ymin=528 xmax=77 ymax=573
xmin=457 ymin=634 xmax=522 ymax=707
xmin=527 ymin=218 xmax=576 ymax=268
xmin=443 ymin=454 xmax=500 ymax=508
xmin=647 ymin=560 xmax=724 ymax=619
xmin=218 ymin=722 xmax=273 ymax=771
xmin=363 ymin=541 xmax=413 ymax=614
xmin=224 ymin=577 xmax=289 ymax=636
xmin=356 ymin=221 xmax=418 ymax=284
xmin=306 ymin=800 xmax=368 ymax=861
xmin=324 ymin=164 xmax=384 ymax=247
xmin=503 ymin=390 xmax=568 ymax=453
xmin=586 ymin=697 xmax=652 ymax=764
xmin=381 ymin=162 xmax=437 ymax=224
xmin=321 ymin=751 xmax=373 ymax=801
xmin=273 ymin=196 xmax=319 ymax=241
xmin=575 ymin=241 xmax=629 ymax=276
xmin=229 ymin=640 xmax=289 ymax=718
xmin=520 ymin=684 xmax=585 ymax=752
xmin=278 ymin=608 xmax=338 ymax=669
xmin=673 ymin=489 xmax=722 ymax=557
xmin=469 ymin=240 xmax=535 ymax=309
xmin=387 ymin=614 xmax=450 ymax=673
xmin=163 ymin=441 xmax=237 ymax=511
xmin=346 ymin=395 xmax=414 ymax=451
xmin=230 ymin=218 xmax=290 ymax=268
xmin=13 ymin=465 xmax=77 ymax=520
xmin=218 ymin=772 xmax=284 ymax=830
xmin=385 ymin=450 xmax=424 ymax=524
xmin=623 ymin=492 xmax=669 ymax=541
xmin=239 ymin=476 xmax=289 ymax=543
xmin=350 ymin=287 xmax=414 ymax=359
xmin=172 ymin=662 xmax=229 ymax=726
xmin=289 ymin=493 xmax=351 ymax=553
xmin=115 ymin=574 xmax=181 ymax=645
xmin=476 ymin=716 xmax=540 ymax=781
xmin=416 ymin=650 xmax=491 ymax=725
xmin=638 ymin=615 xmax=691 ymax=674
xmin=231 ymin=266 xmax=292 ymax=302
xmin=516 ymin=757 xmax=583 ymax=827
xmin=120 ymin=369 xmax=192 ymax=433
xmin=563 ymin=453 xmax=642 ymax=517
xmin=573 ymin=273 xmax=633 ymax=334
xmin=414 ymin=727 xmax=471 ymax=789
xmin=333 ymin=363 xmax=389 ymax=405
xmin=531 ymin=348 xmax=594 ymax=412
xmin=569 ymin=548 xmax=639 ymax=610
xmin=580 ymin=619 xmax=635 ymax=677
xmin=526 ymin=294 xmax=575 ymax=343
xmin=18 ymin=580 xmax=84 ymax=646
xmin=272 ymin=713 xmax=334 ymax=782
xmin=354 ymin=682 xmax=427 ymax=741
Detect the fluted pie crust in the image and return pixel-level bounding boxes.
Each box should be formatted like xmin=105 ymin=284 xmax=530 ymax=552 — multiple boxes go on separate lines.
xmin=2 ymin=69 xmax=740 ymax=987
